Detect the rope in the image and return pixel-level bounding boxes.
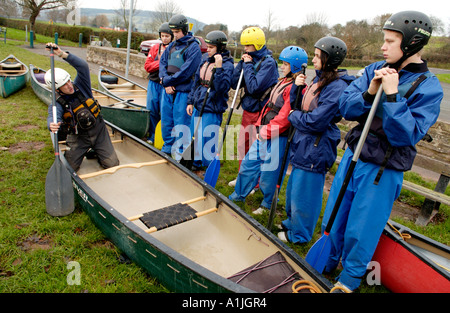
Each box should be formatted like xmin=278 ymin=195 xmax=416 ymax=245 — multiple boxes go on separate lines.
xmin=387 ymin=222 xmax=411 ymax=240
xmin=329 ymin=285 xmax=352 ymax=293
xmin=291 ymin=280 xmax=322 ymax=293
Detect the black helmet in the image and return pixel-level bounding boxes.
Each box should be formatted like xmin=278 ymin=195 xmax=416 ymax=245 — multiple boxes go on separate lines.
xmin=314 ymin=36 xmax=347 ymax=70
xmin=205 ymin=31 xmax=228 ymax=52
xmin=383 ymin=11 xmax=432 ymax=57
xmin=159 ymin=22 xmax=173 ymax=40
xmin=169 ymin=14 xmax=189 ymax=35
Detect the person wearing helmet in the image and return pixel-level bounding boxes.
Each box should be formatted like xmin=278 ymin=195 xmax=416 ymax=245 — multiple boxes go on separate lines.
xmin=159 ymin=14 xmax=202 ymax=159
xmin=229 ymin=46 xmax=307 ymax=213
xmin=321 ymin=11 xmax=443 ymax=292
xmin=144 ymin=22 xmax=173 ymax=144
xmin=277 ymin=37 xmax=355 ymax=244
xmin=185 ymin=30 xmax=234 ymax=170
xmin=228 ymin=26 xmax=279 ymax=187
xmin=45 ymin=43 xmax=119 ymax=172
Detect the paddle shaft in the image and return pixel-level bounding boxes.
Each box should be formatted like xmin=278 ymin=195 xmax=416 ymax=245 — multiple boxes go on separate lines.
xmin=180 ymin=67 xmax=216 ymax=167
xmin=324 ymin=84 xmax=384 ymax=235
xmin=266 ymin=64 xmax=306 ymax=230
xmin=49 ymin=47 xmax=60 ymax=156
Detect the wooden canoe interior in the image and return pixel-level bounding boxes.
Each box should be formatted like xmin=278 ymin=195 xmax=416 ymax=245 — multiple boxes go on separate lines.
xmin=100 ymin=70 xmax=147 ymax=107
xmin=0 ymin=59 xmax=27 ymax=76
xmin=92 ymin=90 xmax=143 ymax=110
xmin=65 ymin=126 xmax=326 ymax=292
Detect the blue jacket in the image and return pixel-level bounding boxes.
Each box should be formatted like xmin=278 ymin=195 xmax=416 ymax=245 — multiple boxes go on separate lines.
xmin=231 ymin=46 xmax=279 ymax=112
xmin=47 ymin=52 xmax=93 ymax=129
xmin=159 ymin=32 xmax=202 ymax=93
xmin=341 ymin=60 xmax=442 ymax=172
xmin=288 ymin=70 xmax=355 ymax=174
xmin=187 ymin=50 xmax=234 ymax=114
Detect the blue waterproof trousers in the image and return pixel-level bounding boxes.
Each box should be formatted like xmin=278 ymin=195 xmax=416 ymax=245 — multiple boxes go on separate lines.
xmin=282 ymin=168 xmax=325 ymax=244
xmin=229 ymin=136 xmax=288 ymax=209
xmin=189 ymin=108 xmax=223 ymax=168
xmin=160 ymin=91 xmax=191 ymax=159
xmin=146 ymin=80 xmax=163 ymax=142
xmin=321 ymin=148 xmax=403 ymax=290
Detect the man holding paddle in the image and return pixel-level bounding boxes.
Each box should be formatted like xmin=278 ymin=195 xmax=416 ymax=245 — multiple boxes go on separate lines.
xmin=45 ymin=43 xmax=119 ymax=172
xmin=316 ymin=11 xmax=443 ymax=292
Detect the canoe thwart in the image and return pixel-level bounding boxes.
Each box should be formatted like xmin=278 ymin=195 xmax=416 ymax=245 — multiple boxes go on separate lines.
xmin=78 ymin=160 xmax=167 ymax=179
xmin=140 ymin=203 xmax=218 ymax=234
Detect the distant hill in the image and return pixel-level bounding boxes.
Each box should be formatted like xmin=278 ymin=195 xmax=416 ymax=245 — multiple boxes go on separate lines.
xmin=80 ymin=8 xmax=206 ymax=34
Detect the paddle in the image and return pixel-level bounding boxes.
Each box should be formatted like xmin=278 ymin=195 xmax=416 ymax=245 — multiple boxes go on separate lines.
xmin=154 ymin=120 xmax=164 ymax=150
xmin=45 ymin=46 xmax=75 ymax=217
xmin=266 ymin=64 xmax=307 ymax=230
xmin=204 ymin=69 xmax=244 ymax=187
xmin=179 ymin=67 xmax=216 ymax=169
xmin=305 ymin=84 xmax=384 ymax=273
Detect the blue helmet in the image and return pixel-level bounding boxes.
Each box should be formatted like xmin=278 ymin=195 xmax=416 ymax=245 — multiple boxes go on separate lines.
xmin=279 ymin=46 xmax=308 ymax=73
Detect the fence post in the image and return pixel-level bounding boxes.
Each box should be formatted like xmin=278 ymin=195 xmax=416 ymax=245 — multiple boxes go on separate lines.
xmin=30 ymin=30 xmax=34 ymax=48
xmin=54 ymin=32 xmax=58 ymax=45
xmin=79 ymin=33 xmax=83 ymax=47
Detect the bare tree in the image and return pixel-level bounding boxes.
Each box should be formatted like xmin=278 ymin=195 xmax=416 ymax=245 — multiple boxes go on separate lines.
xmin=0 ymin=0 xmax=19 ymax=18
xmin=151 ymin=0 xmax=183 ymax=26
xmin=263 ymin=8 xmax=277 ymax=40
xmin=14 ymin=0 xmax=68 ymax=33
xmin=114 ymin=0 xmax=140 ymax=29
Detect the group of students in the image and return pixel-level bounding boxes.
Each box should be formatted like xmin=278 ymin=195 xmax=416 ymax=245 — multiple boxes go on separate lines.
xmin=47 ymin=10 xmax=443 ymax=292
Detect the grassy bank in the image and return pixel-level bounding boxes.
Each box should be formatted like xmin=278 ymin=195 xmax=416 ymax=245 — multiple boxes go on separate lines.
xmin=0 ymin=44 xmax=448 ymax=293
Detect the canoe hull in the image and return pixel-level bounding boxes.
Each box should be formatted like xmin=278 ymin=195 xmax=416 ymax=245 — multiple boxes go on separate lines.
xmin=372 ymin=220 xmax=450 ymax=293
xmin=0 ymin=55 xmax=29 ymax=98
xmin=30 ymin=65 xmax=52 ymax=106
xmin=63 ymin=121 xmax=333 ymax=293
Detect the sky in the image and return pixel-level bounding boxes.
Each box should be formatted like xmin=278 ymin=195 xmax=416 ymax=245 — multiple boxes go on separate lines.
xmin=79 ymin=0 xmax=449 ymax=34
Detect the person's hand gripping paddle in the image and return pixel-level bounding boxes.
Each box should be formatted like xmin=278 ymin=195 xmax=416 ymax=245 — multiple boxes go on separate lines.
xmin=45 ymin=45 xmax=75 ymax=217
xmin=305 ymin=84 xmax=384 ymax=273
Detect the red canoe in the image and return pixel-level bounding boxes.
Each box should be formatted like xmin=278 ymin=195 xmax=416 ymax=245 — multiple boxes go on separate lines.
xmin=372 ymin=220 xmax=450 ymax=293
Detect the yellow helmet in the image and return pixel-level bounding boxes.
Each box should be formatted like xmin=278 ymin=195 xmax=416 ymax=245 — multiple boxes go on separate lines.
xmin=240 ymin=27 xmax=266 ymax=50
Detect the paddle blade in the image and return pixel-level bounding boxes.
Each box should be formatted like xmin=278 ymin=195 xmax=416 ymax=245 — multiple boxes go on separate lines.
xmin=179 ymin=140 xmax=194 ymax=169
xmin=45 ymin=158 xmax=75 ymax=217
xmin=305 ymin=234 xmax=332 ymax=273
xmin=204 ymin=156 xmax=220 ymax=187
xmin=154 ymin=121 xmax=164 ymax=150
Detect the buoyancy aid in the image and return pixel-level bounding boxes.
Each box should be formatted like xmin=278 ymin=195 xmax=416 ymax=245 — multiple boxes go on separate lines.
xmin=59 ymin=87 xmax=101 ymax=132
xmin=199 ymin=61 xmax=216 ymax=87
xmin=300 ymin=82 xmax=320 ymax=112
xmin=167 ymin=38 xmax=196 ymax=75
xmin=259 ymin=79 xmax=293 ymax=135
xmin=345 ymin=71 xmax=434 ymax=182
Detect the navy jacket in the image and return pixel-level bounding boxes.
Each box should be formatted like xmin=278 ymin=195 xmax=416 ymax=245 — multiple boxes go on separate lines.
xmin=159 ymin=32 xmax=202 ymax=93
xmin=187 ymin=50 xmax=234 ymax=114
xmin=288 ymin=70 xmax=355 ymax=174
xmin=231 ymin=46 xmax=279 ymax=112
xmin=341 ymin=60 xmax=442 ymax=172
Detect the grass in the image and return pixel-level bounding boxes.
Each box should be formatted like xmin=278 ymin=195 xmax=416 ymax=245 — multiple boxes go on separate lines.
xmin=0 ymin=43 xmax=448 ymax=294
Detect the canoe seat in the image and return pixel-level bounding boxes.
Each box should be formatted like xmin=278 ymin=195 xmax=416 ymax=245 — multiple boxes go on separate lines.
xmin=103 ymin=82 xmax=134 ymax=89
xmin=34 ymin=73 xmax=46 ymax=84
xmin=228 ymin=252 xmax=316 ymax=293
xmin=139 ymin=203 xmax=218 ymax=234
xmin=1 ymin=62 xmax=22 ymax=70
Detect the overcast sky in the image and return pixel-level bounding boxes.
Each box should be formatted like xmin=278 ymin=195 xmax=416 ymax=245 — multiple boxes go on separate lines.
xmin=79 ymin=0 xmax=449 ymax=34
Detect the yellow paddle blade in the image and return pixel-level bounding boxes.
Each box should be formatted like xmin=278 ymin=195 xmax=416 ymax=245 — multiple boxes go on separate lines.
xmin=154 ymin=120 xmax=164 ymax=150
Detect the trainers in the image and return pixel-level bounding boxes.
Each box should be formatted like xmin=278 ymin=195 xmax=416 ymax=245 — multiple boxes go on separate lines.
xmin=277 ymin=231 xmax=289 ymax=243
xmin=331 ymin=282 xmax=353 ymax=293
xmin=252 ymin=206 xmax=268 ymax=215
xmin=228 ymin=179 xmax=237 ymax=187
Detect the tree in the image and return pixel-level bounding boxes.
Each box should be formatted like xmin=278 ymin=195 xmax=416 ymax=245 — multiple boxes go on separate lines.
xmin=114 ymin=0 xmax=140 ymax=29
xmin=14 ymin=0 xmax=68 ymax=33
xmin=0 ymin=0 xmax=19 ymax=18
xmin=152 ymin=0 xmax=182 ymax=26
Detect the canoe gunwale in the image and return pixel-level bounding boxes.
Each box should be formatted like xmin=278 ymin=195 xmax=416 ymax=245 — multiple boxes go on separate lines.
xmin=64 ymin=120 xmax=333 ymax=293
xmin=382 ymin=220 xmax=450 ymax=280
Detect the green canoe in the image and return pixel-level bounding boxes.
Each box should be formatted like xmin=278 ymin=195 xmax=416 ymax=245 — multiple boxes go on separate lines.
xmin=0 ymin=55 xmax=29 ymax=98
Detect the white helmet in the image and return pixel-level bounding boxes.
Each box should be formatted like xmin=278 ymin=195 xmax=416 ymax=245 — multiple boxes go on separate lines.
xmin=44 ymin=68 xmax=71 ymax=89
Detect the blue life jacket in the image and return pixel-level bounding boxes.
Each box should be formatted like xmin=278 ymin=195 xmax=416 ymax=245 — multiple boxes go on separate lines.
xmin=167 ymin=38 xmax=196 ymax=75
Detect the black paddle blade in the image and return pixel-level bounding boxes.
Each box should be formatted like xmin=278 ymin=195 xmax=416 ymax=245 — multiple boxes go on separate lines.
xmin=45 ymin=157 xmax=75 ymax=217
xmin=179 ymin=139 xmax=194 ymax=170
